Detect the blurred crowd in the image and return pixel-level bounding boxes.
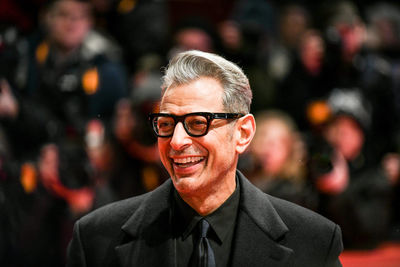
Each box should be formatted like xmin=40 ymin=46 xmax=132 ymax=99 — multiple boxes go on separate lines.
xmin=0 ymin=0 xmax=400 ymax=266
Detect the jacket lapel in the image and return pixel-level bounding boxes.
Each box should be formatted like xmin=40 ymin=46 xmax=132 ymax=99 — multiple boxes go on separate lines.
xmin=115 ymin=180 xmax=176 ymax=267
xmin=231 ymin=172 xmax=294 ymax=267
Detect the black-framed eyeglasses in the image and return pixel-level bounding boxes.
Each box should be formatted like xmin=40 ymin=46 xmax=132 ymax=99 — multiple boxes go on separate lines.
xmin=148 ymin=112 xmax=244 ymax=137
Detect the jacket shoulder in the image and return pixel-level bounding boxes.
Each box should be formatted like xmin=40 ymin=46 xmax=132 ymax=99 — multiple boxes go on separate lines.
xmin=269 ymin=195 xmax=335 ymax=229
xmin=268 ymin=195 xmax=343 ymax=265
xmin=78 ymin=193 xmax=148 ymax=231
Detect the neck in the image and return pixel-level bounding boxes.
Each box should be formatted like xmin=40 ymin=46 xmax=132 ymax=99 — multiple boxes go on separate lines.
xmin=178 ymin=172 xmax=237 ymax=216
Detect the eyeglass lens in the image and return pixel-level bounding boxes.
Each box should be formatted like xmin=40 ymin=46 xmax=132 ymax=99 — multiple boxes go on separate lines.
xmin=155 ymin=114 xmax=209 ymax=136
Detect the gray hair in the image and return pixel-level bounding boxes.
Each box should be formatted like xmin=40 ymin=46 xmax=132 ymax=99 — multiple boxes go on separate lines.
xmin=161 ymin=50 xmax=252 ymax=114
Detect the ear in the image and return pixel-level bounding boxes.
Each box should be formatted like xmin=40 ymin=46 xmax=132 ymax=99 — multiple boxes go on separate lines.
xmin=235 ymin=114 xmax=256 ymax=154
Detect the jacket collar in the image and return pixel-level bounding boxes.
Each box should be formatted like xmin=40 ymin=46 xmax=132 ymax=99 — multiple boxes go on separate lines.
xmin=230 ymin=171 xmax=293 ymax=267
xmin=115 ymin=179 xmax=176 ymax=267
xmin=115 ymin=171 xmax=293 ymax=267
xmin=237 ymin=170 xmax=289 ymax=240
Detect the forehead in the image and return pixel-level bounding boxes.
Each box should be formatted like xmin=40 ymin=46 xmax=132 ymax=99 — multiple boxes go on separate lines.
xmin=160 ymin=77 xmax=224 ymax=114
xmin=51 ymin=0 xmax=89 ymax=14
xmin=257 ymin=120 xmax=290 ymax=139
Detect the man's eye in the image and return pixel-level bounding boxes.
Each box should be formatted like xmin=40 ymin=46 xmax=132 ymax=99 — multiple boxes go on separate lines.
xmin=187 ymin=117 xmax=207 ymax=130
xmin=193 ymin=119 xmax=207 ymax=125
xmin=157 ymin=118 xmax=174 ymax=129
xmin=158 ymin=121 xmax=173 ymax=128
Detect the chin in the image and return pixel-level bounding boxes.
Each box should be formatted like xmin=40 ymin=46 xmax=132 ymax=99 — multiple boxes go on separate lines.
xmin=172 ymin=175 xmax=202 ymax=194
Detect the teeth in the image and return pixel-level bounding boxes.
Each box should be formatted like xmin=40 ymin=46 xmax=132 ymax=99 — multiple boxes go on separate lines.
xmin=174 ymin=156 xmax=204 ymax=164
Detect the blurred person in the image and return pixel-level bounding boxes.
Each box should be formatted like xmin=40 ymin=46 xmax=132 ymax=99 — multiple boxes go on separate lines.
xmin=268 ymin=4 xmax=310 ymax=82
xmin=174 ymin=26 xmax=214 ymax=53
xmin=13 ymin=144 xmax=92 ymax=267
xmin=364 ymin=2 xmax=400 ymax=53
xmin=277 ymin=29 xmax=331 ymax=131
xmin=0 ymin=0 xmax=127 ymax=266
xmin=89 ymin=0 xmax=168 ymax=73
xmin=320 ymin=2 xmax=368 ymax=93
xmin=365 ymin=3 xmax=400 ymax=150
xmin=11 ymin=0 xmax=127 ymax=203
xmin=110 ymin=98 xmax=168 ymax=200
xmin=122 ymin=54 xmax=166 ymax=188
xmin=167 ymin=17 xmax=220 ymax=61
xmin=322 ymin=1 xmax=399 ymax=159
xmin=217 ymin=4 xmax=278 ymax=113
xmin=383 ymin=153 xmax=400 ymax=241
xmin=67 ymin=50 xmax=343 ymax=267
xmin=7 ymin=0 xmax=127 ymax=160
xmin=229 ymin=0 xmax=276 ymax=38
xmin=2 ymin=0 xmax=128 ymax=195
xmin=84 ymin=119 xmax=118 ymax=207
xmin=310 ymin=88 xmax=392 ymax=249
xmin=0 ymin=116 xmax=22 ymax=267
xmin=226 ymin=0 xmax=279 ymax=113
xmin=218 ymin=20 xmax=243 ymax=63
xmin=245 ymin=110 xmax=308 ymax=206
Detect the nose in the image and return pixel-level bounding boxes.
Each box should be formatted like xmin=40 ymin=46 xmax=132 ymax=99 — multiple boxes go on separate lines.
xmin=169 ymin=122 xmax=192 ymax=150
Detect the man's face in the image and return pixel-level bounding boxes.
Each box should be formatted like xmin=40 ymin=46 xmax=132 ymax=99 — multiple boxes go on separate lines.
xmin=158 ymin=77 xmax=238 ymax=197
xmin=47 ymin=0 xmax=91 ymax=51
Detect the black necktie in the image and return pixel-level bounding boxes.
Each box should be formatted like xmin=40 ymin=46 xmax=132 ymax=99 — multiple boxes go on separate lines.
xmin=191 ymin=219 xmax=216 ymax=267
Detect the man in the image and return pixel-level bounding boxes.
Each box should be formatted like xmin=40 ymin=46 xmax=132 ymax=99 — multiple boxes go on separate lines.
xmin=10 ymin=0 xmax=126 ymax=160
xmin=312 ymin=89 xmax=392 ymax=249
xmin=1 ymin=1 xmax=126 ymax=266
xmin=67 ymin=50 xmax=343 ymax=266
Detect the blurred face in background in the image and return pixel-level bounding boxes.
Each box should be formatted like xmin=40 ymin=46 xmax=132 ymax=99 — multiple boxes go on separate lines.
xmin=175 ymin=28 xmax=214 ymax=53
xmin=279 ymin=5 xmax=309 ymax=48
xmin=300 ymin=30 xmax=325 ymax=75
xmin=251 ymin=119 xmax=292 ymax=176
xmin=336 ymin=22 xmax=366 ymax=62
xmin=325 ymin=115 xmax=364 ymax=161
xmin=218 ymin=20 xmax=242 ymax=51
xmin=46 ymin=0 xmax=92 ymax=51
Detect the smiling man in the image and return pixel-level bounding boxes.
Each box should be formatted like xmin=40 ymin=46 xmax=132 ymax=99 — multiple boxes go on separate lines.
xmin=67 ymin=50 xmax=343 ymax=267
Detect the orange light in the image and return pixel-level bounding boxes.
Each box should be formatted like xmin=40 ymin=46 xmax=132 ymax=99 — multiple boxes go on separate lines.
xmin=20 ymin=163 xmax=37 ymax=193
xmin=82 ymin=67 xmax=99 ymax=95
xmin=117 ymin=0 xmax=136 ymax=14
xmin=307 ymin=100 xmax=331 ymax=125
xmin=35 ymin=41 xmax=49 ymax=64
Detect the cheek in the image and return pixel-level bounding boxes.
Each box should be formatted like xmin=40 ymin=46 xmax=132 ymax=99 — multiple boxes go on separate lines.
xmin=341 ymin=132 xmax=363 ymax=153
xmin=275 ymin=149 xmax=290 ymax=166
xmin=157 ymin=141 xmax=170 ymax=167
xmin=206 ymin=137 xmax=236 ymax=168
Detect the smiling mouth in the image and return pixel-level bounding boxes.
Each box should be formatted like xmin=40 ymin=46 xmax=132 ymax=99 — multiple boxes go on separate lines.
xmin=173 ymin=156 xmax=205 ymax=168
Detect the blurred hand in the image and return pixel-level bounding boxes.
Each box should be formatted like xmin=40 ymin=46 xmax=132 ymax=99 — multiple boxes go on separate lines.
xmin=38 ymin=144 xmax=60 ymax=186
xmin=38 ymin=143 xmax=94 ymax=214
xmin=382 ymin=153 xmax=400 ymax=185
xmin=0 ymin=79 xmax=19 ymax=118
xmin=67 ymin=187 xmax=94 ymax=215
xmin=316 ymin=151 xmax=349 ymax=195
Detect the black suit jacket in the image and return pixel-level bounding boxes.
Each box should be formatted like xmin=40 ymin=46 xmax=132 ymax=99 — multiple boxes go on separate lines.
xmin=67 ymin=171 xmax=343 ymax=267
